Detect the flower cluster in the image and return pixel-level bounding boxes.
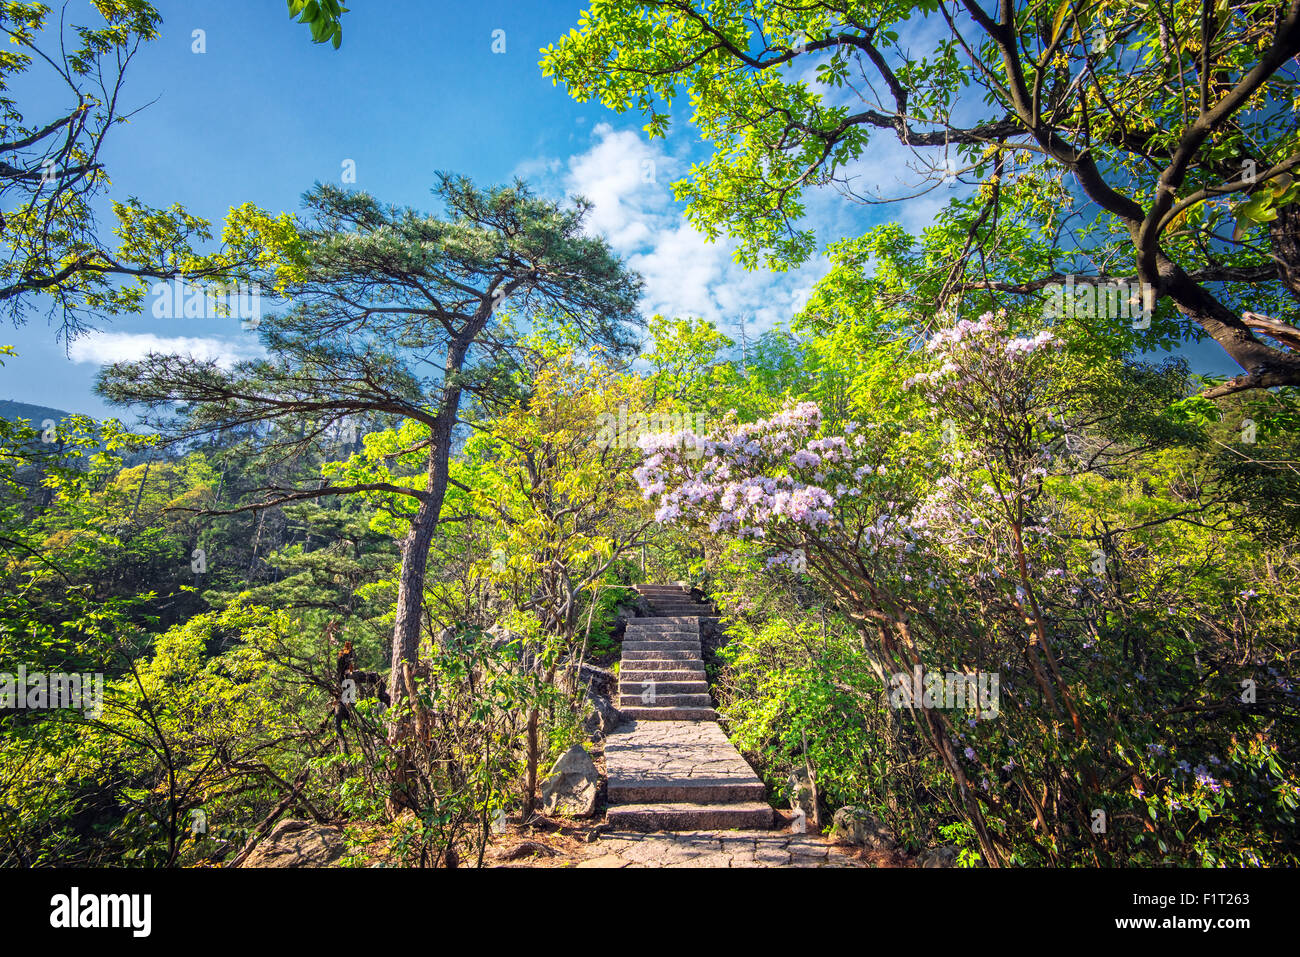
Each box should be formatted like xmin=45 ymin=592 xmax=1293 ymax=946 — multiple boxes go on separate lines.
xmin=902 ymin=312 xmax=1063 ymax=398
xmin=634 ymin=402 xmax=842 ymax=536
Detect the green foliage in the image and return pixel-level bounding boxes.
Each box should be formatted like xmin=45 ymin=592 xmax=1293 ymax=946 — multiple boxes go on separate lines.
xmin=287 ymin=0 xmax=346 ymax=49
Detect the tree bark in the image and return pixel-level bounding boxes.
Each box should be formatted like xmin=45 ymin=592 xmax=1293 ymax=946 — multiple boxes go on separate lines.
xmin=385 ymin=298 xmax=503 ymax=708
xmin=386 ymin=338 xmax=473 ymax=705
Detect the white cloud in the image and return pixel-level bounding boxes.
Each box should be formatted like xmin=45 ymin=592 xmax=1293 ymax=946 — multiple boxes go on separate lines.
xmin=565 ymin=122 xmax=676 ymax=251
xmin=515 ymin=30 xmax=986 ymax=342
xmin=69 ymin=331 xmax=264 ymax=368
xmin=517 ymin=122 xmax=829 ymax=341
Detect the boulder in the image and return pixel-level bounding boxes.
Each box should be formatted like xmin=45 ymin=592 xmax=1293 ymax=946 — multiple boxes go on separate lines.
xmin=918 ymin=844 xmax=960 ymax=868
xmin=560 ymin=663 xmax=617 ymax=700
xmin=492 ymin=841 xmax=558 ymax=861
xmin=582 ymin=691 xmax=623 ymax=740
xmin=787 ymin=767 xmax=816 ymax=818
xmin=578 ymin=664 xmax=617 ymax=699
xmin=541 ymin=744 xmax=599 ymax=818
xmin=829 ymin=806 xmax=895 ymax=850
xmin=241 ymin=819 xmax=346 ymax=868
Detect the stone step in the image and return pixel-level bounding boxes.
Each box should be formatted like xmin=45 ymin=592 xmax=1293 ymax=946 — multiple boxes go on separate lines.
xmin=621 ymin=649 xmax=703 ymax=662
xmin=618 ymin=705 xmax=717 ymax=721
xmin=619 ymin=675 xmax=706 ymax=688
xmin=647 ymin=606 xmax=713 ymax=615
xmin=622 ymin=633 xmax=699 ymax=642
xmin=620 ymin=655 xmax=704 ymax=666
xmin=606 ymin=778 xmax=767 ymax=804
xmin=605 ymin=801 xmax=773 ymax=831
xmin=621 ymin=641 xmax=700 ymax=653
xmin=618 ymin=680 xmax=708 ymax=695
xmin=619 ymin=665 xmax=705 ymax=678
xmin=619 ymin=669 xmax=706 ymax=683
xmin=624 ymin=623 xmax=699 ymax=632
xmin=618 ymin=692 xmax=713 ymax=708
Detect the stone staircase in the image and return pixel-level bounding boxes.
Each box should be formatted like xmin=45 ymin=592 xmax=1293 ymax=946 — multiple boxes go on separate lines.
xmin=604 ymin=584 xmax=773 ymax=831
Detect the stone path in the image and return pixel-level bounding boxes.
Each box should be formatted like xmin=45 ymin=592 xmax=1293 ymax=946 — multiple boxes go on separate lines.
xmin=604 ymin=584 xmax=773 ymax=831
xmin=578 ymin=830 xmax=862 ymax=868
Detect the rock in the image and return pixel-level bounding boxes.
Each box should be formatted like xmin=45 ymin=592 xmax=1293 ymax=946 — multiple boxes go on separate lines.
xmin=829 ymin=806 xmax=894 ymax=850
xmin=541 ymin=744 xmax=599 ymax=818
xmin=557 ymin=663 xmax=616 ymax=698
xmin=918 ymin=844 xmax=960 ymax=867
xmin=493 ymin=841 xmax=557 ymax=861
xmin=487 ymin=624 xmax=522 ymax=652
xmin=787 ymin=767 xmax=816 ymax=818
xmin=578 ymin=663 xmax=617 ymax=699
xmin=241 ymin=819 xmax=346 ymax=868
xmin=582 ymin=691 xmax=623 ymax=740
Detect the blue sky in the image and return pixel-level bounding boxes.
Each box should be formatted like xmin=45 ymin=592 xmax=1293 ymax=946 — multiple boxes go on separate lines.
xmin=2 ymin=0 xmax=1241 ymax=420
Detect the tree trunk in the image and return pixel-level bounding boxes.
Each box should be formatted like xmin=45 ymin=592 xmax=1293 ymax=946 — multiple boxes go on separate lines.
xmin=385 ymin=403 xmax=456 ymax=815
xmin=1270 ymin=202 xmax=1300 ymax=304
xmin=387 ymin=488 xmax=442 ymax=704
xmin=387 ymin=396 xmax=460 ymax=705
xmin=523 ymin=705 xmax=539 ymax=822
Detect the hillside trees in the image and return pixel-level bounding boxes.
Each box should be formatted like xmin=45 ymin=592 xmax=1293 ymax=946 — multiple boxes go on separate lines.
xmin=97 ymin=176 xmax=644 ymax=728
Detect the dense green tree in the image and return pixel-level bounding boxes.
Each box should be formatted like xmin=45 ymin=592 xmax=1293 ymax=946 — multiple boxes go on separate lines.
xmin=543 ymin=0 xmax=1300 ymax=394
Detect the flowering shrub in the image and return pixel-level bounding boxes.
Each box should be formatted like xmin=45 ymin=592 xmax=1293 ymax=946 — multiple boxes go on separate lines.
xmin=636 ymin=313 xmax=1299 ymax=866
